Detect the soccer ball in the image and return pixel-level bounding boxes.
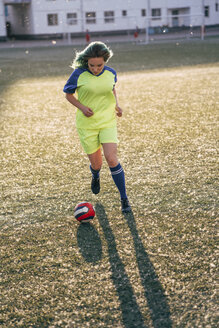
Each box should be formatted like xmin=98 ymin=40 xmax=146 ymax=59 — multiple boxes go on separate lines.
xmin=74 ymin=202 xmax=95 ymax=223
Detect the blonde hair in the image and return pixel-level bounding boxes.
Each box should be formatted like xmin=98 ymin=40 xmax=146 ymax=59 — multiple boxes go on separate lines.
xmin=72 ymin=41 xmax=113 ymax=69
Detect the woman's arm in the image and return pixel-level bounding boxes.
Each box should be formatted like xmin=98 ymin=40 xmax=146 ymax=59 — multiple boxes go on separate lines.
xmin=113 ymin=88 xmax=123 ymax=117
xmin=65 ymin=93 xmax=94 ymax=117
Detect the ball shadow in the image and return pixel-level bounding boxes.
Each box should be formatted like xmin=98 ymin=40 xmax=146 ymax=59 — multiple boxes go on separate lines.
xmin=77 ymin=223 xmax=102 ymax=263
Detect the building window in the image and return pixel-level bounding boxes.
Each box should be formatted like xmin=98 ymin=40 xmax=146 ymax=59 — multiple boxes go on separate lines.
xmin=204 ymin=6 xmax=209 ymax=17
xmin=141 ymin=9 xmax=146 ymax=17
xmin=152 ymin=8 xmax=161 ymax=20
xmin=67 ymin=13 xmax=77 ymax=25
xmin=122 ymin=10 xmax=127 ymax=17
xmin=104 ymin=11 xmax=114 ymax=23
xmin=172 ymin=10 xmax=179 ymax=16
xmin=47 ymin=14 xmax=58 ymax=26
xmin=215 ymin=3 xmax=218 ymax=11
xmin=86 ymin=12 xmax=96 ymax=24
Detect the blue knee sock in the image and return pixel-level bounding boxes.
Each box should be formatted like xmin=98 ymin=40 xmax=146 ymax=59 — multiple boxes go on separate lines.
xmin=90 ymin=165 xmax=100 ymax=178
xmin=110 ymin=163 xmax=127 ymax=200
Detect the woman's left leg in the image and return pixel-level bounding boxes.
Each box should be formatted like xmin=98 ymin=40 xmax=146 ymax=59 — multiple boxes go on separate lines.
xmin=102 ymin=143 xmax=131 ymax=212
xmin=102 ymin=143 xmax=118 ymax=168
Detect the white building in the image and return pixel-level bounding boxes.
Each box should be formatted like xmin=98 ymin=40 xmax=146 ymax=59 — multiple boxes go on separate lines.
xmin=0 ymin=0 xmax=218 ymax=40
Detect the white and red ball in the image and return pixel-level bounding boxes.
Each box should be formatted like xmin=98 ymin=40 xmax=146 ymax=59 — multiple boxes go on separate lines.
xmin=74 ymin=202 xmax=95 ymax=223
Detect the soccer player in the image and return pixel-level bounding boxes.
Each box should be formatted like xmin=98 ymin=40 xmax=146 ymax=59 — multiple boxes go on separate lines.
xmin=63 ymin=41 xmax=131 ymax=213
xmin=85 ymin=29 xmax=90 ymax=44
xmin=134 ymin=26 xmax=140 ymax=43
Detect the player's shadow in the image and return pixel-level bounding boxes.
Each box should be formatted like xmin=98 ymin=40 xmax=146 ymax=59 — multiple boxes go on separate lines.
xmin=95 ymin=203 xmax=147 ymax=328
xmin=77 ymin=223 xmax=102 ymax=263
xmin=123 ymin=210 xmax=172 ymax=328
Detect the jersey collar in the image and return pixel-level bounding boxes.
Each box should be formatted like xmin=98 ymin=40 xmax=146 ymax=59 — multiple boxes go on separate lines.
xmin=87 ymin=66 xmax=106 ymax=77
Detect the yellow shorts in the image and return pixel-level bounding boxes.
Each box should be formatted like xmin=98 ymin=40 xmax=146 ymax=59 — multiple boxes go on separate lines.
xmin=77 ymin=126 xmax=118 ymax=154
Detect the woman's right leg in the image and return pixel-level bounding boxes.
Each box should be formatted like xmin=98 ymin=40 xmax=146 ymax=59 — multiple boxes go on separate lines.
xmin=77 ymin=128 xmax=102 ymax=194
xmin=88 ymin=148 xmax=102 ymax=194
xmin=88 ymin=148 xmax=102 ymax=171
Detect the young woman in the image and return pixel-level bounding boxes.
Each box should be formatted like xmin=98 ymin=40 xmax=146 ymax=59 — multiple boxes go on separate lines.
xmin=63 ymin=41 xmax=131 ymax=213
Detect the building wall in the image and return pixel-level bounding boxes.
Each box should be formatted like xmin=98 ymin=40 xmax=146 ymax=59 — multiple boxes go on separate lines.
xmin=0 ymin=1 xmax=6 ymax=39
xmin=204 ymin=0 xmax=219 ymax=25
xmin=31 ymin=0 xmax=82 ymax=34
xmin=3 ymin=0 xmax=219 ymax=38
xmin=7 ymin=4 xmax=33 ymax=35
xmin=30 ymin=0 xmax=150 ymax=34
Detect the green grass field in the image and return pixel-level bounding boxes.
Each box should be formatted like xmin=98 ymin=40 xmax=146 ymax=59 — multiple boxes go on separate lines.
xmin=0 ymin=40 xmax=218 ymax=327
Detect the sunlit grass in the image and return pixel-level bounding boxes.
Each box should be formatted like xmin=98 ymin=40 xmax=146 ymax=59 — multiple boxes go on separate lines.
xmin=0 ymin=41 xmax=218 ymax=327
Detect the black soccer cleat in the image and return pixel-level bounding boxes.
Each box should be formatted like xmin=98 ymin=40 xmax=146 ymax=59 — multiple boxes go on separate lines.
xmin=91 ymin=176 xmax=100 ymax=194
xmin=121 ymin=198 xmax=131 ymax=213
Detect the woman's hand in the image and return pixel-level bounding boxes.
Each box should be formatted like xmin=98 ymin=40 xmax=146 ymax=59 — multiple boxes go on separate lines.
xmin=65 ymin=94 xmax=94 ymax=117
xmin=116 ymin=105 xmax=123 ymax=117
xmin=81 ymin=107 xmax=94 ymax=117
xmin=113 ymin=88 xmax=122 ymax=117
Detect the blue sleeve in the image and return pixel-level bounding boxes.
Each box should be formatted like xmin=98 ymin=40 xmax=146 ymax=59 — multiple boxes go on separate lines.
xmin=105 ymin=66 xmax=117 ymax=83
xmin=63 ymin=69 xmax=82 ymax=94
xmin=114 ymin=70 xmax=117 ymax=83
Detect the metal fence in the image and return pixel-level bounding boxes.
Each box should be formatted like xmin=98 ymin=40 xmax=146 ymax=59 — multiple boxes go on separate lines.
xmin=62 ymin=13 xmax=216 ymax=45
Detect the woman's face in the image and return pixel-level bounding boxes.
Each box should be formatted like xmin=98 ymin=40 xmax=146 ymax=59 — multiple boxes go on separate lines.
xmin=88 ymin=57 xmax=105 ymax=75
